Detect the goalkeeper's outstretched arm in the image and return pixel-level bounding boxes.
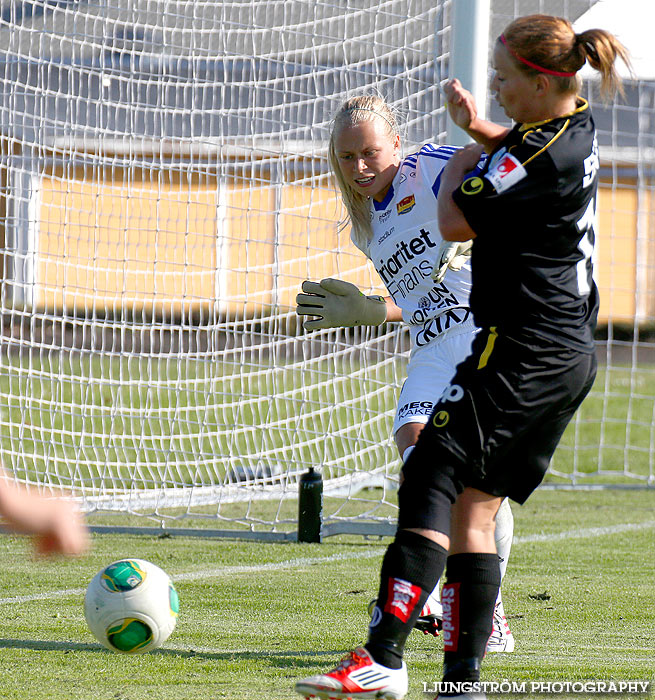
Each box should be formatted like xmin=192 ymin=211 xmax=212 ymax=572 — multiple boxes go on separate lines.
xmin=295 ymin=278 xmax=402 ymax=331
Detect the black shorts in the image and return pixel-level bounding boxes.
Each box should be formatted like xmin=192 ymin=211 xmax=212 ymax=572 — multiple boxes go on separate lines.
xmin=399 ymin=327 xmax=597 ymax=515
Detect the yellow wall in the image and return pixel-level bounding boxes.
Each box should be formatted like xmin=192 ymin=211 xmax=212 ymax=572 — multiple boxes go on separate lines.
xmin=31 ymin=168 xmax=651 ymax=324
xmin=595 ymin=178 xmax=655 ymax=324
xmin=276 ymin=183 xmax=384 ymax=308
xmin=223 ymin=184 xmax=276 ymax=315
xmin=596 ymin=180 xmax=637 ymax=323
xmin=36 ymin=173 xmax=220 ymax=315
xmin=33 ymin=171 xmax=385 ymax=317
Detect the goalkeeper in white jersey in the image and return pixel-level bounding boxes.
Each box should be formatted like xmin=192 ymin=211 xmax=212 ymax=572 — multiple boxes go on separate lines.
xmin=295 ymin=94 xmax=514 ymax=666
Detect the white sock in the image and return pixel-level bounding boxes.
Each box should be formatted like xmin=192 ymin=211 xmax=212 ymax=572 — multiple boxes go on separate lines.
xmin=493 ymin=498 xmax=514 ymax=609
xmin=494 ymin=498 xmax=514 ymax=582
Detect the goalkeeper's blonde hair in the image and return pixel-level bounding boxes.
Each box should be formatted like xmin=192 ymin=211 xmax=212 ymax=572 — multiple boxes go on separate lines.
xmin=329 ymin=95 xmax=401 ymax=252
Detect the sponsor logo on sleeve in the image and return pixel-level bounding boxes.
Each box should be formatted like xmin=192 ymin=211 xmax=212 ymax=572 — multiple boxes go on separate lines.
xmin=460 ymin=176 xmax=485 ymax=196
xmin=488 ymin=147 xmax=507 ymax=170
xmin=484 ymin=152 xmax=527 ymax=193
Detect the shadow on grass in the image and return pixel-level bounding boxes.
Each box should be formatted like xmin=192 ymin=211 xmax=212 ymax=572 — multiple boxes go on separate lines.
xmin=0 ymin=637 xmax=343 ymax=666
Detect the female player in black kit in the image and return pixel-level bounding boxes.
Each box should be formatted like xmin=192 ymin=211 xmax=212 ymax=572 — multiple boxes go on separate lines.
xmin=295 ymin=14 xmax=631 ymax=700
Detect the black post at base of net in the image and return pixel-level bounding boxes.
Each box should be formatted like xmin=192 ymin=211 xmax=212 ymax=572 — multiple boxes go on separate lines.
xmin=298 ymin=467 xmax=323 ymax=543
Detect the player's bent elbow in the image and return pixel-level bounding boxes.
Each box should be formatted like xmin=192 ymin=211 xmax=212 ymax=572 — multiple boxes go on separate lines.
xmin=438 ymin=198 xmax=476 ymax=242
xmin=439 ymin=219 xmax=476 ymax=242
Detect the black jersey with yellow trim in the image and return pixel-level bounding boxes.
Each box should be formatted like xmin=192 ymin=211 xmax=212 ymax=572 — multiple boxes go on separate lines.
xmin=452 ymin=99 xmax=599 ymax=354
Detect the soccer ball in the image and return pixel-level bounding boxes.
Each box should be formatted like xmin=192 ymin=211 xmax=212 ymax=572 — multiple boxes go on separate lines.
xmin=84 ymin=558 xmax=179 ymax=654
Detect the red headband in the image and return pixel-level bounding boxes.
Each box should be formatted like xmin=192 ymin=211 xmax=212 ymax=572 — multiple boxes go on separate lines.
xmin=500 ymin=34 xmax=577 ymax=77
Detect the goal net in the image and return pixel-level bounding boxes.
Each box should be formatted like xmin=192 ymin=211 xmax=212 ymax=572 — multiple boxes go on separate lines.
xmin=0 ymin=0 xmax=652 ymax=538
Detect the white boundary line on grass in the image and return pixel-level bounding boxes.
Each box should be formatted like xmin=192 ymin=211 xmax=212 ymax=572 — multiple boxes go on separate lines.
xmin=512 ymin=519 xmax=655 ymax=544
xmin=0 ymin=548 xmax=387 ymax=605
xmin=2 ymin=519 xmax=655 ymax=606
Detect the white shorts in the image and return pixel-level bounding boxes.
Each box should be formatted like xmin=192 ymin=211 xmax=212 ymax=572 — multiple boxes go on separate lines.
xmin=393 ymin=323 xmax=478 ymax=436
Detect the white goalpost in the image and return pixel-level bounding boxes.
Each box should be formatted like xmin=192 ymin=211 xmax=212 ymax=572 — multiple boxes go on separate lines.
xmin=0 ymin=0 xmax=653 ymax=540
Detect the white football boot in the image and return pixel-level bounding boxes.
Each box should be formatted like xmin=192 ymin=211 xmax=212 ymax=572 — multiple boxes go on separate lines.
xmin=485 ymin=599 xmax=515 ymax=653
xmin=295 ymin=646 xmax=408 ymax=699
xmin=413 ymin=589 xmax=443 ymax=636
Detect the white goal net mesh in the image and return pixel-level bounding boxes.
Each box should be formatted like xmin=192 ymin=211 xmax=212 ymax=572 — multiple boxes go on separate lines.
xmin=0 ymin=0 xmax=653 ymax=536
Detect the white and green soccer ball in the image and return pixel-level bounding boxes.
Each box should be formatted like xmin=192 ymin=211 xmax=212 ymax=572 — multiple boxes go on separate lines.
xmin=84 ymin=558 xmax=179 ymax=654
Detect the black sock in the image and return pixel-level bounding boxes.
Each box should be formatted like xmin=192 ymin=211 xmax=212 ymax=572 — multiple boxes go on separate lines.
xmin=442 ymin=553 xmax=501 ymax=681
xmin=365 ymin=530 xmax=448 ymax=669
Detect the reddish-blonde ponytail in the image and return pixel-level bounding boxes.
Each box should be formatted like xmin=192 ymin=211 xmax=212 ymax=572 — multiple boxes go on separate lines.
xmin=501 ymin=14 xmax=632 ymax=99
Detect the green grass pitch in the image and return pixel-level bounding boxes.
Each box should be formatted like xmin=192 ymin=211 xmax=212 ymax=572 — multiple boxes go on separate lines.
xmin=0 ymin=489 xmax=653 ymax=700
xmin=3 ymin=354 xmax=654 ymax=489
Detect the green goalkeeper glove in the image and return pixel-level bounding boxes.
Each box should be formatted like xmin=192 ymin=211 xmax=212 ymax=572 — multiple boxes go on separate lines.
xmin=430 ymin=239 xmax=473 ymax=284
xmin=295 ymin=278 xmax=387 ymax=331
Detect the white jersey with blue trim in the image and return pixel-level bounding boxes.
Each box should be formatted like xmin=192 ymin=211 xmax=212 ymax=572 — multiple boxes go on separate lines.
xmin=354 ymin=144 xmax=474 ymax=349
